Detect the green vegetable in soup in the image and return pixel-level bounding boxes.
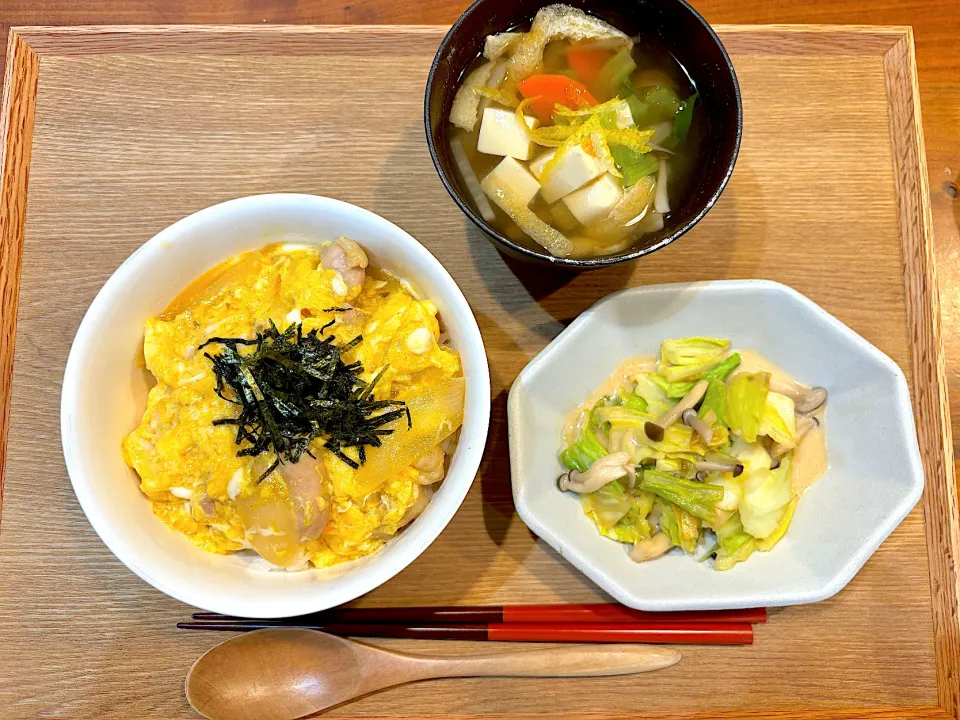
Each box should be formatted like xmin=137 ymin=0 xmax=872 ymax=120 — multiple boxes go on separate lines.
xmin=669 ymin=92 xmax=698 ymax=147
xmin=621 ymin=83 xmax=684 ymax=127
xmin=610 ymin=144 xmax=659 ymax=187
xmin=597 ymin=48 xmax=637 ymax=98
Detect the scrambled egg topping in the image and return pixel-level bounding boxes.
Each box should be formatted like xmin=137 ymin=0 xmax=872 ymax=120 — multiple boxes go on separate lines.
xmin=122 ymin=242 xmax=462 ymax=569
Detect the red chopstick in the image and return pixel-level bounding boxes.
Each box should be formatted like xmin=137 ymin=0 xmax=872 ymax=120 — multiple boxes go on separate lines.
xmin=177 ymin=620 xmax=753 ymax=645
xmin=190 ymin=603 xmax=766 ymax=625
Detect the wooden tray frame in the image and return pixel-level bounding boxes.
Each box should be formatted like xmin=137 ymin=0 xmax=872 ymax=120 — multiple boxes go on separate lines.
xmin=1 ymin=24 xmax=958 ymax=720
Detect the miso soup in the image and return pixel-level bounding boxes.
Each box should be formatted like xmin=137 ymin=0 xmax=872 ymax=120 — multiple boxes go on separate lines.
xmin=448 ymin=3 xmax=705 ymax=259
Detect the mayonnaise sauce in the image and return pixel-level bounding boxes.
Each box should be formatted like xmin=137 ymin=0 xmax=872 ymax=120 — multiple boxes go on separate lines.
xmin=562 ymin=356 xmax=657 ymax=445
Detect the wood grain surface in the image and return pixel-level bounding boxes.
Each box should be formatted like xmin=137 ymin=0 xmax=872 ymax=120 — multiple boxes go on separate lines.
xmin=0 ymin=32 xmax=37 ymax=531
xmin=0 ymin=24 xmax=953 ymax=720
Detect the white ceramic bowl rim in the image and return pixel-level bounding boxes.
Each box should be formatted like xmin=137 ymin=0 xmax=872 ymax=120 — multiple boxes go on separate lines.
xmin=508 ymin=279 xmax=924 ymax=610
xmin=61 ymin=193 xmax=491 ymax=616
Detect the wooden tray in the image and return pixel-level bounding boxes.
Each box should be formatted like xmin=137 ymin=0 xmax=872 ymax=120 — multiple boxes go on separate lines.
xmin=1 ymin=23 xmax=958 ymax=720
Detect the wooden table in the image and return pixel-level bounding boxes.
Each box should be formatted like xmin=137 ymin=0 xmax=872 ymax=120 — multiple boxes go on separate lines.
xmin=0 ymin=3 xmax=957 ymax=719
xmin=3 ymin=0 xmax=958 ymax=466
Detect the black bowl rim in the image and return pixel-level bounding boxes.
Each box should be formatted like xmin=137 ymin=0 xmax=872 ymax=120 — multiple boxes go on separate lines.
xmin=423 ymin=0 xmax=744 ymax=268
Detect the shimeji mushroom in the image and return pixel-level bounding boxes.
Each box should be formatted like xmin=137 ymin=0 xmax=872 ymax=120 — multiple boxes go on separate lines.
xmin=693 ymin=460 xmax=744 ymax=483
xmin=772 ymin=415 xmax=820 ymax=460
xmin=682 ymin=408 xmax=714 ymax=443
xmin=643 ymin=380 xmax=709 ymax=442
xmin=769 ymin=377 xmax=828 ymax=414
xmin=629 ymin=533 xmax=673 ymax=563
xmin=558 ymin=452 xmax=633 ymax=493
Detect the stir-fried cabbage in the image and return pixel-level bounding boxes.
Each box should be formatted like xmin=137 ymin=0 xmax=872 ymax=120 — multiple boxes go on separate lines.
xmin=703 ymin=353 xmax=741 ymax=381
xmin=634 ymin=422 xmax=706 ymax=456
xmin=632 ymin=373 xmax=673 ymax=416
xmin=560 ymin=423 xmax=607 ymax=472
xmin=759 ymin=391 xmax=797 ymax=448
xmin=640 ymin=470 xmax=723 ymax=523
xmin=557 ymin=337 xmax=826 ymax=571
xmin=657 ymin=337 xmax=731 ymax=382
xmin=739 ymin=459 xmax=793 ymax=539
xmin=713 ymin=513 xmax=758 ymax=571
xmin=726 ymin=372 xmax=770 ymax=443
xmin=604 ymin=509 xmax=653 ymax=543
xmin=619 ymin=389 xmax=648 ymax=412
xmin=581 ymin=479 xmax=633 ymax=529
xmin=661 ymin=337 xmax=730 ymax=366
xmin=757 ymin=494 xmax=797 ymax=551
xmin=649 ymin=373 xmax=695 ymax=399
xmin=581 ymin=481 xmax=654 ymax=543
xmin=655 ymin=499 xmax=680 ymax=547
xmin=698 ymin=378 xmax=727 ymax=425
xmin=675 ymin=505 xmax=701 ymax=553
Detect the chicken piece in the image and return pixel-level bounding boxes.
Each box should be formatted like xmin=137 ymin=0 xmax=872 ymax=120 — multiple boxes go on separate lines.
xmin=321 ymin=237 xmax=369 ymax=292
xmin=278 ymin=458 xmax=332 ymax=543
xmin=414 ymin=445 xmax=446 ymax=485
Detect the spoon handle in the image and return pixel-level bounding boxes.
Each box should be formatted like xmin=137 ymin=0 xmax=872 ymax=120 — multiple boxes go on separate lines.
xmin=411 ymin=644 xmax=680 ymax=679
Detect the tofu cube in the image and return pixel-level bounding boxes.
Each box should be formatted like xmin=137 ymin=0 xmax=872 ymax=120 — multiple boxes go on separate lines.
xmin=477 ymin=108 xmax=539 ymax=161
xmin=528 ymin=149 xmax=556 ymax=180
xmin=539 ymin=145 xmax=604 ymax=204
xmin=562 ymin=174 xmax=624 ymax=226
xmin=482 ymin=156 xmax=541 ymax=207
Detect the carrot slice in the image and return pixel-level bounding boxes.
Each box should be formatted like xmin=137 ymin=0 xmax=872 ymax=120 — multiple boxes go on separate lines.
xmin=517 ymin=74 xmax=598 ymax=123
xmin=567 ymin=46 xmax=613 ymax=85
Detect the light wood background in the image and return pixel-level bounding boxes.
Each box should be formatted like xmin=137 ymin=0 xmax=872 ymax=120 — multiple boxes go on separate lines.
xmin=0 ymin=24 xmax=955 ymax=720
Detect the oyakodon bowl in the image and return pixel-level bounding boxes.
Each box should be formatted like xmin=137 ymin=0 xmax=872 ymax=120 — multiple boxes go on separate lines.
xmin=424 ymin=0 xmax=742 ymax=269
xmin=61 ymin=194 xmax=491 ymax=617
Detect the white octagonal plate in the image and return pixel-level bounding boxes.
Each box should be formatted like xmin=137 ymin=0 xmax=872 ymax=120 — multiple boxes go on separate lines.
xmin=508 ymin=280 xmax=924 ymax=610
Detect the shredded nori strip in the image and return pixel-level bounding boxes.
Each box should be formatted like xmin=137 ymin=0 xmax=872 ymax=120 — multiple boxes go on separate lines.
xmin=201 ymin=320 xmax=410 ymax=481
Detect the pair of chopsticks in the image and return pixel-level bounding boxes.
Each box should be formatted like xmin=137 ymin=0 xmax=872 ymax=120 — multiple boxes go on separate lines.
xmin=179 ymin=604 xmax=765 ymax=645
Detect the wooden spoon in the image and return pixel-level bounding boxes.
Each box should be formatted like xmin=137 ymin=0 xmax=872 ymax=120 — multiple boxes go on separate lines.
xmin=185 ymin=628 xmax=681 ymax=720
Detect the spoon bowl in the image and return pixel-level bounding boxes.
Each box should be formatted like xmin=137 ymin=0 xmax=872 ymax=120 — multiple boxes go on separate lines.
xmin=186 ymin=628 xmax=681 ymax=720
